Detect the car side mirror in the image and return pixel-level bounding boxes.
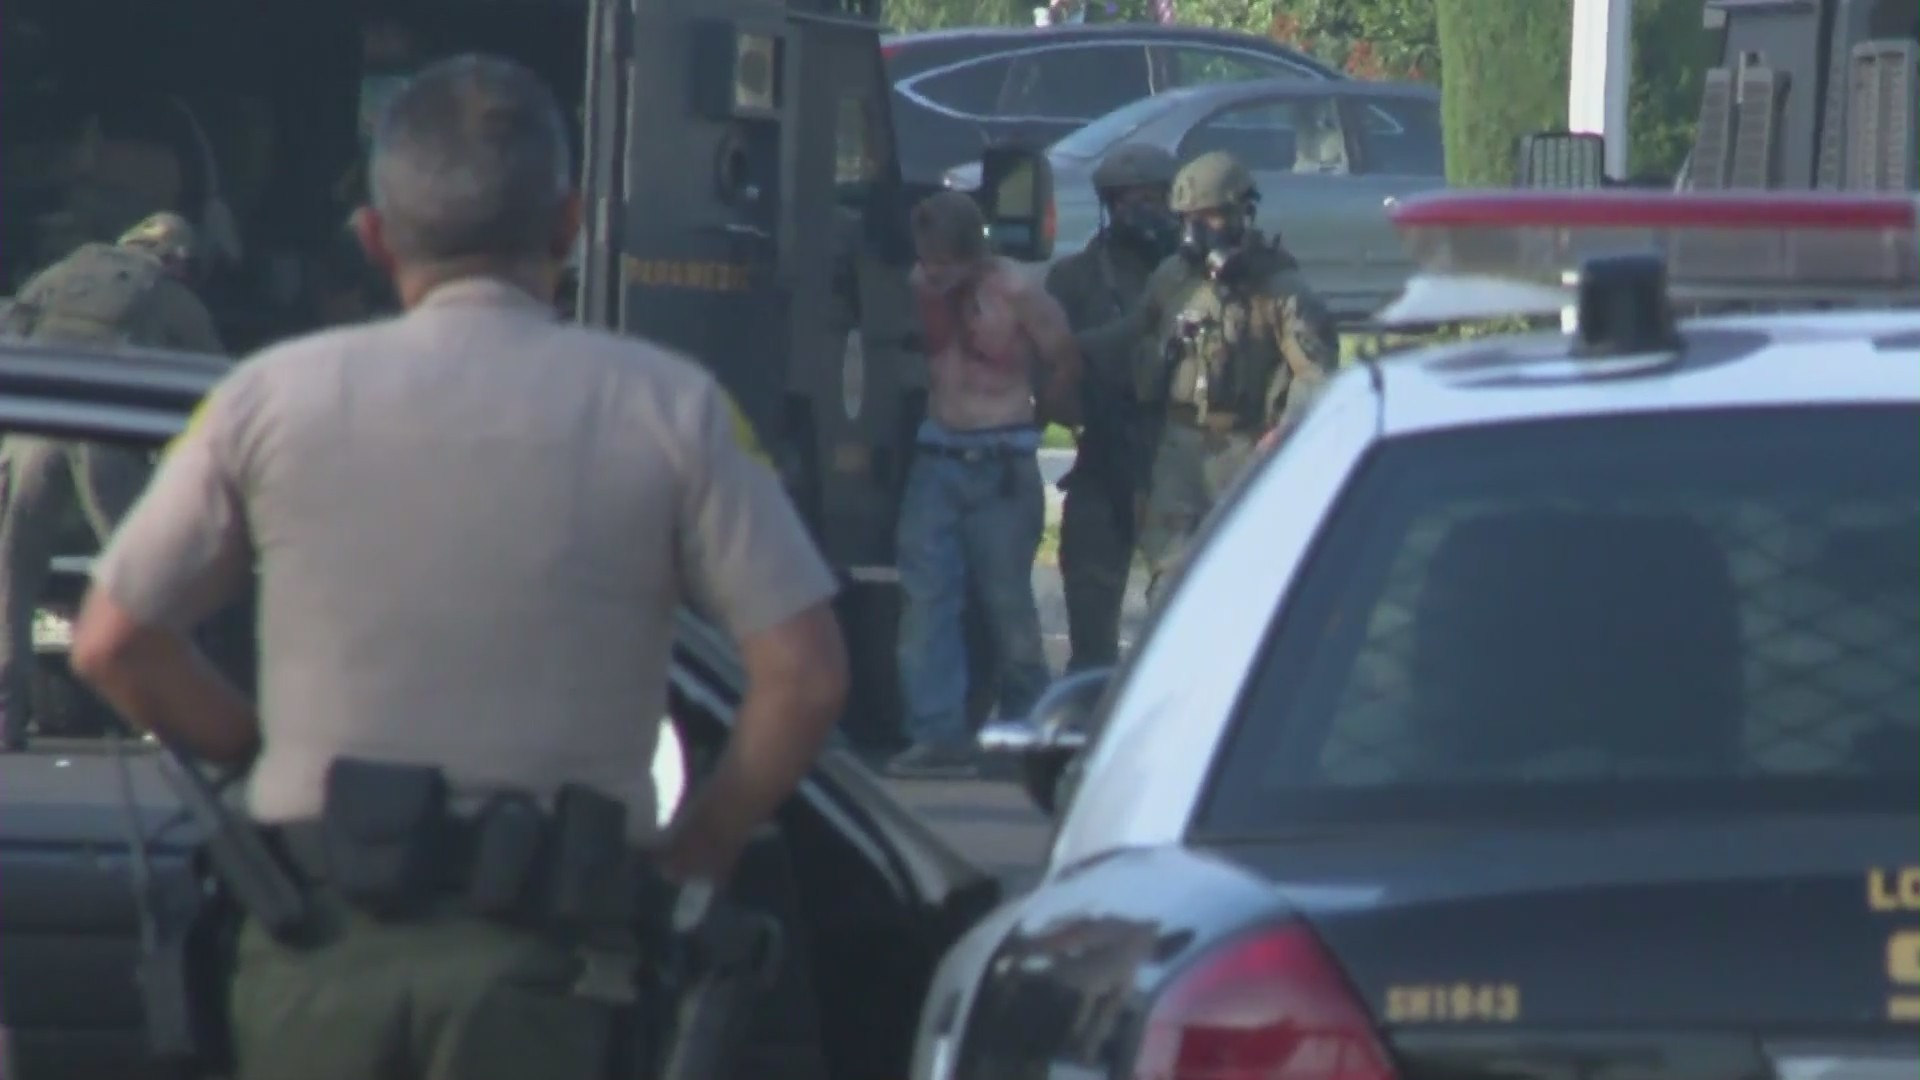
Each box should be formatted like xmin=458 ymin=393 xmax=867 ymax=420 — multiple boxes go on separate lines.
xmin=977 ymin=143 xmax=1054 ymax=263
xmin=979 ymin=667 xmax=1110 ymax=816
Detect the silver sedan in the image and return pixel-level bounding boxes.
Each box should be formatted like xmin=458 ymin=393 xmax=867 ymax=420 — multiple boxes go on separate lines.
xmin=950 ymin=77 xmax=1445 ymax=321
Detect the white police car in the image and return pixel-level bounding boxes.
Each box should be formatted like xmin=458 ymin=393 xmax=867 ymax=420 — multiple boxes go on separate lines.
xmin=917 ymin=190 xmax=1920 ymax=1080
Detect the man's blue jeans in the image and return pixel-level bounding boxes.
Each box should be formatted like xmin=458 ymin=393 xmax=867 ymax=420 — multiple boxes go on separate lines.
xmin=896 ymin=437 xmax=1051 ymax=750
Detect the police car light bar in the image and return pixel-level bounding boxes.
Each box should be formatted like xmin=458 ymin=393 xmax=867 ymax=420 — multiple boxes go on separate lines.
xmin=1376 ymin=190 xmax=1920 ymax=326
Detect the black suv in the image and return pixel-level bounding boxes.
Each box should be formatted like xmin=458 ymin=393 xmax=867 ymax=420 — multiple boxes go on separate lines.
xmin=882 ymin=23 xmax=1344 ymax=182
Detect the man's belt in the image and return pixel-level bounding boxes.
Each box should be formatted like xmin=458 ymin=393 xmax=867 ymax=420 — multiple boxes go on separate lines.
xmin=270 ymin=764 xmax=657 ymax=935
xmin=1165 ymin=404 xmax=1260 ymax=435
xmin=270 ymin=818 xmax=478 ymax=890
xmin=915 ymin=442 xmax=1030 ymax=463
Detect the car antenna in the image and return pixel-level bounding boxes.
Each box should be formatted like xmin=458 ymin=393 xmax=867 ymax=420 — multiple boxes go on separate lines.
xmin=110 ymin=729 xmax=160 ymax=963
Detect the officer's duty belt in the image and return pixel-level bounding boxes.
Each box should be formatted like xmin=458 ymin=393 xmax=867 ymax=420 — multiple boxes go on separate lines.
xmin=270 ymin=819 xmax=479 ymax=890
xmin=1165 ymin=405 xmax=1258 ymax=435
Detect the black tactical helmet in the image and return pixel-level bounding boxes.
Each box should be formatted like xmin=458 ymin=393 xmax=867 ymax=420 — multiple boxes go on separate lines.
xmin=1092 ymin=143 xmax=1178 ymax=193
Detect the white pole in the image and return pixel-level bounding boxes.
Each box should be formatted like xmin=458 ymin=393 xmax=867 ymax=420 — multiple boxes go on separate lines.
xmin=1568 ymin=0 xmax=1634 ymax=179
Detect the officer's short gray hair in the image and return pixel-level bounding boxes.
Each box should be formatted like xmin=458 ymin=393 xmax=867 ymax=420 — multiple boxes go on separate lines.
xmin=369 ymin=54 xmax=573 ymax=264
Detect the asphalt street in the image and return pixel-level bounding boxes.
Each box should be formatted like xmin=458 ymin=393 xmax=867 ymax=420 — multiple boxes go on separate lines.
xmin=0 ymin=447 xmax=1122 ymax=894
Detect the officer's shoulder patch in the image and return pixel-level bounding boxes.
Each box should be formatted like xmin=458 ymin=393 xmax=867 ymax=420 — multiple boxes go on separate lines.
xmin=164 ymin=394 xmax=213 ymax=458
xmin=722 ymin=391 xmax=773 ymax=467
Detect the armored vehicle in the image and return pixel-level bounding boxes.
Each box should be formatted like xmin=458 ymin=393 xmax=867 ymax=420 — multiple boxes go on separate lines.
xmin=1686 ymin=0 xmax=1916 ymax=191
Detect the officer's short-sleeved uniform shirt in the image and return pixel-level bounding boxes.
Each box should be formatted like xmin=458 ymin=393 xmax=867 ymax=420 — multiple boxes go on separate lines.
xmin=91 ymin=278 xmax=839 ymax=839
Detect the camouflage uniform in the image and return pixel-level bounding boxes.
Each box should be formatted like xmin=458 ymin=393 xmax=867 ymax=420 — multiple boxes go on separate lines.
xmin=1078 ymin=152 xmax=1340 ymax=602
xmin=1043 ymin=143 xmax=1177 ymax=671
xmin=0 ymin=213 xmax=225 ymax=750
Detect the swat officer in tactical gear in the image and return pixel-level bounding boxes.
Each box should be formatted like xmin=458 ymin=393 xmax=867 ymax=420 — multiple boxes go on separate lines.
xmin=1076 ymin=150 xmax=1340 ymax=602
xmin=0 ymin=212 xmax=225 ymax=751
xmin=1043 ymin=142 xmax=1179 ymax=671
xmin=3 ymin=211 xmax=222 ymax=349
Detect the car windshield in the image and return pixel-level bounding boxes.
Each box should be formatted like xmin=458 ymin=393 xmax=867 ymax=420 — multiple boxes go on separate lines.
xmin=1199 ymin=406 xmax=1920 ymax=832
xmin=1049 ymin=92 xmax=1176 ymax=160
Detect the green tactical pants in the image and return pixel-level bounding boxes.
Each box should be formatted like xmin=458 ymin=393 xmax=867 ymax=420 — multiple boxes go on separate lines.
xmin=1137 ymin=423 xmax=1259 ymax=606
xmin=230 ymin=894 xmax=619 ymax=1080
xmin=1057 ymin=477 xmax=1134 ymax=672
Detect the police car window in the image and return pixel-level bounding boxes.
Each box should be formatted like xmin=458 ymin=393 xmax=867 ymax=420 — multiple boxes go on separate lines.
xmin=1354 ymin=96 xmax=1444 ymax=177
xmin=910 ymin=56 xmax=1015 ymax=117
xmin=1199 ymin=408 xmax=1920 ymax=832
xmin=1178 ymin=98 xmax=1318 ymax=174
xmin=996 ymin=44 xmax=1152 ymax=120
xmin=1154 ymin=45 xmax=1307 ymax=88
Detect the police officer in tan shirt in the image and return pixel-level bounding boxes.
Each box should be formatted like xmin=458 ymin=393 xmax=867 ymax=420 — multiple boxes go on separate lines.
xmin=71 ymin=55 xmax=849 ymax=1080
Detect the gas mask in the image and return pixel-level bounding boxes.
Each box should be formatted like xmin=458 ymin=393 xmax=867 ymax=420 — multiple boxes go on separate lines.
xmin=1177 ymin=213 xmax=1249 ymax=269
xmin=1105 ymin=201 xmax=1179 ymax=263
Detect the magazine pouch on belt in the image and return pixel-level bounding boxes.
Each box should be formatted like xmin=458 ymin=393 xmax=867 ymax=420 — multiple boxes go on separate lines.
xmin=545 ymin=782 xmax=636 ymax=933
xmin=321 ymin=756 xmax=449 ymax=917
xmin=466 ymin=791 xmax=546 ymax=920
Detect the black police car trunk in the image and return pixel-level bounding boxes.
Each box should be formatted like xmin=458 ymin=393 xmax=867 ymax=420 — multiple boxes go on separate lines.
xmin=1233 ymin=817 xmax=1920 ymax=1070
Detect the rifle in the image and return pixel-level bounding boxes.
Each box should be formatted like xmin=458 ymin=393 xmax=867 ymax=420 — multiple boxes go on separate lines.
xmin=148 ymin=739 xmax=312 ymax=940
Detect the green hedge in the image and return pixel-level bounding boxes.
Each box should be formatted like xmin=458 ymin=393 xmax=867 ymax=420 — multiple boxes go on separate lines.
xmin=1435 ymin=0 xmax=1574 ymax=187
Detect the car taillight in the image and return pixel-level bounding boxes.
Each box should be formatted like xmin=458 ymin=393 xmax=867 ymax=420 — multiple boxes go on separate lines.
xmin=1131 ymin=923 xmax=1398 ymax=1080
xmin=1044 ymin=199 xmax=1057 ymax=247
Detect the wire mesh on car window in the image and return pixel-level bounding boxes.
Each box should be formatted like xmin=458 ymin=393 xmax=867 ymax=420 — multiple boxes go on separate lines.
xmin=1316 ymin=497 xmax=1919 ymax=786
xmin=1201 ymin=408 xmax=1920 ymax=826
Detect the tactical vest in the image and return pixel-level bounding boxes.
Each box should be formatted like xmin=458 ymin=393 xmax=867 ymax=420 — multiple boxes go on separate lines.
xmin=1089 ymin=243 xmax=1142 ymax=325
xmin=2 ymin=243 xmax=168 ymax=346
xmin=1161 ymin=245 xmax=1290 ymax=428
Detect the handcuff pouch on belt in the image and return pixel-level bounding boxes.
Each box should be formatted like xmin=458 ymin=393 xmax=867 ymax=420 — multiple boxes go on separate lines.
xmin=318 ymin=757 xmax=638 ymax=937
xmin=545 ymin=782 xmax=638 ymax=934
xmin=321 ymin=758 xmax=449 ymax=918
xmin=467 ymin=791 xmax=546 ymax=920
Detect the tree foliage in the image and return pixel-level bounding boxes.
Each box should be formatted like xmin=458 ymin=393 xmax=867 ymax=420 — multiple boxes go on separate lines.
xmin=883 ymin=0 xmax=1021 ymax=31
xmin=1271 ymin=0 xmax=1439 ymax=81
xmin=1628 ymin=0 xmax=1714 ymax=178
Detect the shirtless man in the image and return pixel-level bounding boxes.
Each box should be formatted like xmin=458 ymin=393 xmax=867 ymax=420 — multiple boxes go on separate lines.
xmin=887 ymin=190 xmax=1081 ymax=778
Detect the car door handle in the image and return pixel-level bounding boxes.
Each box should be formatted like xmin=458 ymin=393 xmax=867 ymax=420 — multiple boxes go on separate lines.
xmin=1383 ymin=196 xmax=1399 ymax=209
